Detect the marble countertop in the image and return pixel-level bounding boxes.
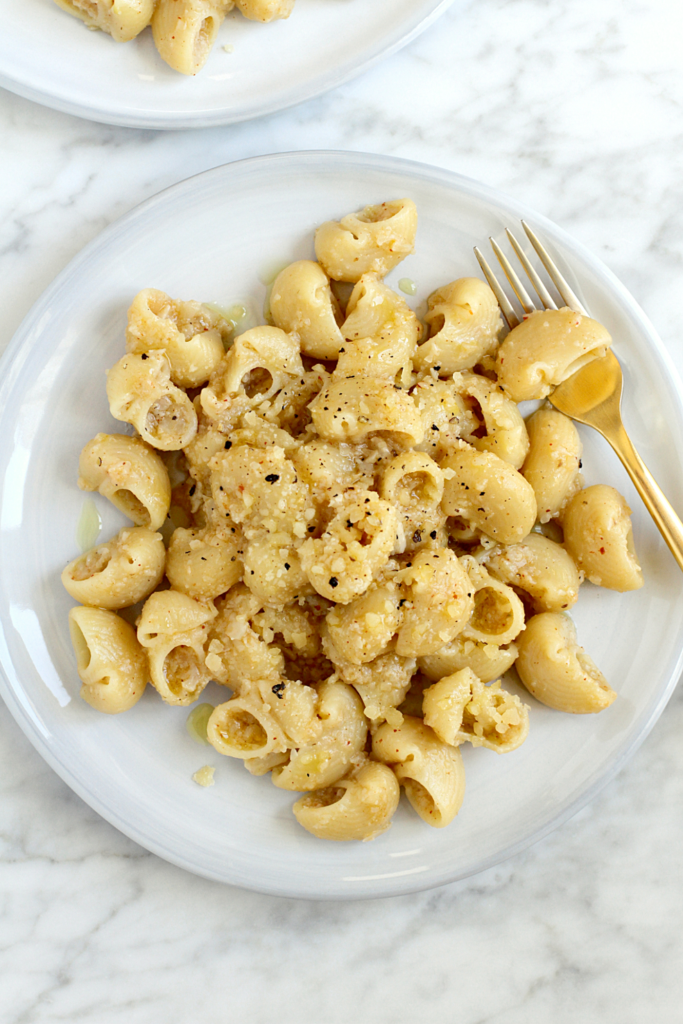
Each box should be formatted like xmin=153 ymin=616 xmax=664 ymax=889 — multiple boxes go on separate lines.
xmin=1 ymin=0 xmax=683 ymax=1020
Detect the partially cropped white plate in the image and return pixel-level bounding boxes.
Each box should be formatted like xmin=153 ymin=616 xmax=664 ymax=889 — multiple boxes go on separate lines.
xmin=1 ymin=151 xmax=682 ymax=900
xmin=0 ymin=0 xmax=459 ymax=129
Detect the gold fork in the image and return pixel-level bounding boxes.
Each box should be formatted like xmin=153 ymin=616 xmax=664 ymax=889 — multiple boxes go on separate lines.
xmin=474 ymin=224 xmax=683 ymax=572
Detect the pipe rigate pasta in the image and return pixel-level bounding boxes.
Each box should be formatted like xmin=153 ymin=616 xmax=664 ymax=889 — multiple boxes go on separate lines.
xmin=496 ymin=307 xmax=612 ymax=403
xmin=395 ymin=547 xmax=475 ymax=657
xmin=310 ymin=378 xmax=424 ymax=447
xmin=54 ymin=0 xmax=296 ymax=74
xmin=61 ymin=197 xmax=642 ymax=842
xmin=291 ymin=440 xmax=363 ymax=501
xmin=484 ymin=532 xmax=581 ymax=613
xmin=324 ymin=579 xmax=401 ymax=666
xmin=315 ymin=199 xmax=417 ymax=283
xmin=107 ymin=351 xmax=198 ymax=451
xmin=522 ymin=408 xmax=583 ymax=523
xmin=455 ymin=372 xmax=530 ymax=469
xmin=250 ymin=675 xmax=322 ymax=749
xmin=208 ymin=697 xmax=288 ymax=758
xmin=152 ymin=0 xmax=235 ymax=76
xmin=78 ymin=432 xmax=171 ymax=532
xmin=68 ymin=607 xmax=148 ymax=714
xmin=336 ymin=273 xmax=420 ymax=383
xmin=206 ymin=585 xmax=286 ymax=687
xmin=293 ymin=761 xmax=400 ymax=841
xmin=423 ymin=668 xmax=529 ymax=753
xmin=418 ymin=636 xmax=519 ymax=684
xmin=328 ymin=648 xmax=415 ymax=724
xmin=220 ymin=325 xmax=304 ymax=403
xmin=53 ymin=0 xmax=155 ymax=41
xmin=562 ymin=485 xmax=644 ymax=592
xmin=126 ymin=289 xmax=229 ymax=388
xmin=379 ymin=451 xmax=446 ymax=551
xmin=269 ymin=261 xmax=345 ymax=360
xmin=414 ymin=278 xmax=503 ymax=373
xmin=137 ymin=590 xmax=217 ymax=706
xmin=459 ymin=558 xmax=526 ymax=647
xmin=235 ymin=0 xmax=294 ymax=21
xmin=372 ymin=717 xmax=466 ymax=828
xmin=166 ymin=524 xmax=243 ymax=600
xmin=440 ymin=442 xmax=537 ymax=544
xmin=516 ymin=612 xmax=616 ymax=714
xmin=62 ymin=526 xmax=165 ymax=610
xmin=271 ymin=680 xmax=368 ymax=791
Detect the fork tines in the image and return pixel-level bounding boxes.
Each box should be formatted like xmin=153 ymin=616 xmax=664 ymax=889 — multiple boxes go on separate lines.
xmin=474 ymin=222 xmax=588 ymax=329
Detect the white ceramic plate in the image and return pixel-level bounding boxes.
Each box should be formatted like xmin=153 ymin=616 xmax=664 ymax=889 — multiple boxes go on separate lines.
xmin=1 ymin=151 xmax=683 ymax=900
xmin=0 ymin=0 xmax=458 ymax=129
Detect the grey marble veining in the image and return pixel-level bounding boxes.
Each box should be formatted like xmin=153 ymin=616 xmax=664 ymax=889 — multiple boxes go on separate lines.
xmin=1 ymin=0 xmax=683 ymax=1021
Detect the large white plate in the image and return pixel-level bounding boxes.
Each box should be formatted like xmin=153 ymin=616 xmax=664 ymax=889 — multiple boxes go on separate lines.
xmin=0 ymin=0 xmax=458 ymax=129
xmin=1 ymin=151 xmax=683 ymax=900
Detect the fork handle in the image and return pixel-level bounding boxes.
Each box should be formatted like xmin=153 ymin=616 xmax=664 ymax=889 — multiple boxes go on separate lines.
xmin=604 ymin=422 xmax=683 ymax=572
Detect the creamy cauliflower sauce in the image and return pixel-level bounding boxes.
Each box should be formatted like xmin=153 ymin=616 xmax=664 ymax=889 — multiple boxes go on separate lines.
xmin=61 ymin=199 xmax=644 ymax=842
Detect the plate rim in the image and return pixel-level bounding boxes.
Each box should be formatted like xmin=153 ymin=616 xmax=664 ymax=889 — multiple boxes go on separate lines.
xmin=0 ymin=0 xmax=459 ymax=129
xmin=1 ymin=149 xmax=683 ymax=900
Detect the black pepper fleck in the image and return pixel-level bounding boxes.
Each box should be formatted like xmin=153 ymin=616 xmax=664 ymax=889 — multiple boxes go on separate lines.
xmin=329 ymin=577 xmax=339 ymax=588
xmin=265 ymin=473 xmax=280 ymax=483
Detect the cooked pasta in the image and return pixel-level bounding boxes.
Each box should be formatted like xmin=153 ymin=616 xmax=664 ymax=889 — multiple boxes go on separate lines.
xmin=61 ymin=197 xmax=643 ymax=841
xmin=53 ymin=0 xmax=295 ymax=75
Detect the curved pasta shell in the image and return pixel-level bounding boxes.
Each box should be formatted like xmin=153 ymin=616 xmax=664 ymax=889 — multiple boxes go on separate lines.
xmin=418 ymin=636 xmax=519 ymax=684
xmin=208 ymin=697 xmax=288 ymax=758
xmin=516 ymin=612 xmax=616 ymax=714
xmin=62 ymin=526 xmax=165 ymax=610
xmin=293 ymin=762 xmax=400 ymax=841
xmin=423 ymin=668 xmax=529 ymax=754
xmin=78 ymin=432 xmax=171 ymax=532
xmin=152 ymin=0 xmax=233 ymax=75
xmin=396 ymin=547 xmax=474 ymax=657
xmin=440 ymin=443 xmax=537 ymax=544
xmin=54 ymin=0 xmax=155 ymax=41
xmin=234 ymin=0 xmax=294 ymax=21
xmin=522 ymin=408 xmax=583 ymax=523
xmin=496 ymin=307 xmax=612 ymax=403
xmin=166 ymin=525 xmax=243 ymax=601
xmin=272 ymin=680 xmax=368 ymax=791
xmin=456 ymin=372 xmax=529 ymax=469
xmin=336 ymin=273 xmax=420 ymax=382
xmin=315 ymin=199 xmax=417 ymax=283
xmin=126 ymin=289 xmax=228 ymax=388
xmin=562 ymin=485 xmax=644 ymax=592
xmin=372 ymin=716 xmax=466 ymax=828
xmin=106 ymin=351 xmax=197 ymax=451
xmin=300 ymin=491 xmax=399 ymax=604
xmin=414 ymin=278 xmax=503 ymax=373
xmin=485 ymin=532 xmax=581 ymax=613
xmin=310 ymin=378 xmax=424 ymax=447
xmin=269 ymin=261 xmax=344 ymax=360
xmin=68 ymin=606 xmax=148 ymax=714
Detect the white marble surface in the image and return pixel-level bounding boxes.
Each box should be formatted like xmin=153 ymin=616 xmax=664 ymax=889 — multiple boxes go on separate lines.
xmin=1 ymin=0 xmax=683 ymax=1020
